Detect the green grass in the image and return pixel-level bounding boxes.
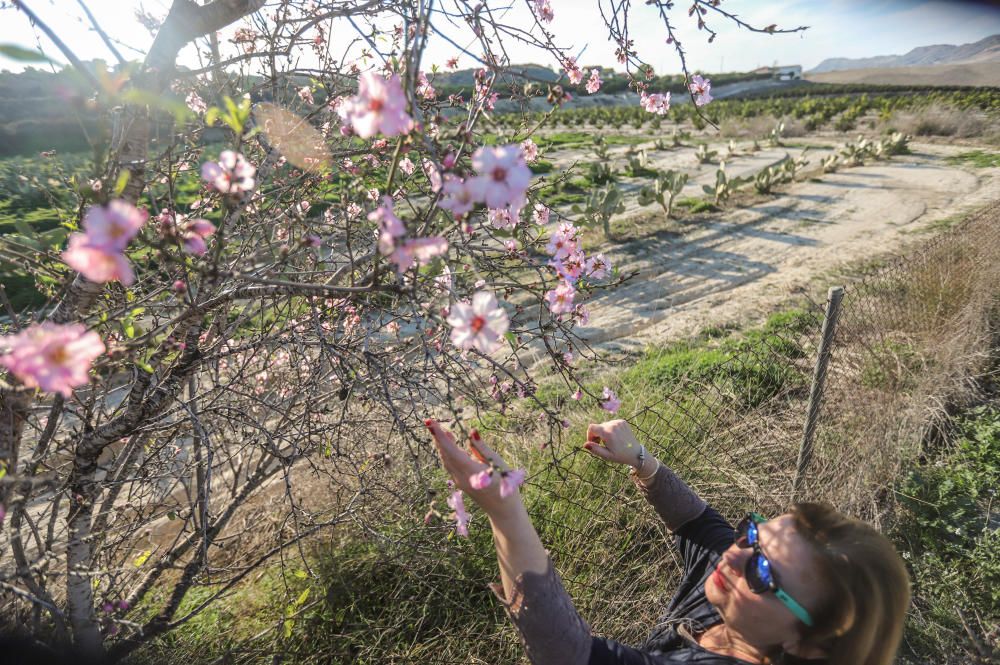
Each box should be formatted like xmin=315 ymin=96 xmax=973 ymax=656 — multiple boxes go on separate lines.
xmin=529 ymin=158 xmax=555 ymax=174
xmin=946 ymin=150 xmax=1000 ymax=168
xmin=533 ymin=131 xmax=651 ymax=153
xmin=893 ymin=404 xmax=1000 ymax=663
xmin=674 ymin=197 xmax=719 ymax=214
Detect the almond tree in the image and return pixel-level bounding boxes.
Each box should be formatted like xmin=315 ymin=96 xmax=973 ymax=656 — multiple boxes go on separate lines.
xmin=0 ymin=0 xmax=803 ymax=659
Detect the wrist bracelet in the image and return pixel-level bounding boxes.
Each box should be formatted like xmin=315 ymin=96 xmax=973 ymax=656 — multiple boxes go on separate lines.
xmin=636 ymin=457 xmax=660 ymax=482
xmin=636 ymin=444 xmax=645 ymax=469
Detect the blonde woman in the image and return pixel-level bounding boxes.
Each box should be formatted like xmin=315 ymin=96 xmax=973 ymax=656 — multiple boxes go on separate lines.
xmin=427 ymin=418 xmax=910 ymax=665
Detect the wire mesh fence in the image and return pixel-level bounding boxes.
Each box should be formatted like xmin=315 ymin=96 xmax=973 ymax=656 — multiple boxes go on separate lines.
xmin=142 ymin=199 xmax=1000 ymax=663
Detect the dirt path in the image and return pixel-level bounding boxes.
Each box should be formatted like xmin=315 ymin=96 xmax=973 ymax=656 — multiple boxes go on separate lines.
xmin=546 ymin=141 xmax=999 ymax=358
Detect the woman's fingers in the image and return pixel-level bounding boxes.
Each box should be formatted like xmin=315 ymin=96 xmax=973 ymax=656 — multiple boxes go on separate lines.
xmin=582 ymin=440 xmax=615 ymax=462
xmin=427 ymin=419 xmax=482 ymax=479
xmin=468 ymin=430 xmax=509 ymax=472
xmin=586 ymin=422 xmax=612 ymax=445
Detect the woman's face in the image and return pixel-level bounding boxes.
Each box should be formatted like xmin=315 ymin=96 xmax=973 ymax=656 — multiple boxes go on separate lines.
xmin=704 ymin=514 xmax=826 ymax=650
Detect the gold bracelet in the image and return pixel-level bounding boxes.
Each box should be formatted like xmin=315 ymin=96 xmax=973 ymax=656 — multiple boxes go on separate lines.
xmin=636 ymin=457 xmax=659 ymax=482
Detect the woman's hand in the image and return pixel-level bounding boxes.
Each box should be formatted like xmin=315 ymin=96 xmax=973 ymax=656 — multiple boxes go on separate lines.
xmin=426 ymin=418 xmax=525 ymax=519
xmin=581 ymin=419 xmax=646 ymax=468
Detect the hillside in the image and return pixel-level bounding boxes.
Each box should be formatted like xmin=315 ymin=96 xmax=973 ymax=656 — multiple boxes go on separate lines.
xmin=805 ymin=61 xmax=1000 ymax=87
xmin=811 ymin=33 xmax=1000 ymax=73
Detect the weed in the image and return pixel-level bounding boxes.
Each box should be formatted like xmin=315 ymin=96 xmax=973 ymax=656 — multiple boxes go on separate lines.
xmin=946 ymin=150 xmax=1000 ymax=169
xmin=894 ymin=405 xmax=1000 ymax=663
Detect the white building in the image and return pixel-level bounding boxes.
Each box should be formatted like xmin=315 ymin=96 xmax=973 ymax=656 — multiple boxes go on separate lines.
xmin=773 ymin=65 xmax=802 ymax=80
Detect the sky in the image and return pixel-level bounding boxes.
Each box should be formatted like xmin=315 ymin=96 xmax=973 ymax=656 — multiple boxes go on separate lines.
xmin=2 ymin=0 xmax=1000 ymax=76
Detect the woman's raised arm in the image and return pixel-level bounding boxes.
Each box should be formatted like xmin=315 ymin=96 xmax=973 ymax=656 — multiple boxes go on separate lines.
xmin=583 ymin=420 xmax=707 ymax=532
xmin=426 ymin=419 xmax=592 ymax=665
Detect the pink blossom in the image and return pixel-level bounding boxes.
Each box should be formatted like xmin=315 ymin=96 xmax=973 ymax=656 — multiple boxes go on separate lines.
xmin=563 ymin=351 xmax=574 ymax=364
xmin=417 ymin=71 xmax=436 ymax=100
xmin=585 ymin=253 xmax=612 ymax=279
xmin=338 ymin=71 xmax=414 ymax=139
xmin=391 ymin=236 xmax=448 ymax=272
xmin=563 ymin=57 xmax=584 ymax=85
xmin=201 ymin=150 xmax=256 ymax=194
xmin=552 ymin=251 xmax=586 ymax=283
xmin=521 ymin=138 xmax=538 ymax=164
xmin=532 ymin=204 xmax=550 ymax=226
xmin=79 ymin=201 xmax=147 ymax=252
xmin=504 ymin=239 xmax=518 ymax=254
xmin=532 ymin=0 xmax=554 ymax=22
xmin=422 ymin=158 xmax=443 ymax=192
xmin=575 ymin=305 xmax=590 ymax=325
xmin=586 ymin=69 xmax=603 ymax=94
xmin=180 ymin=218 xmax=216 ymax=256
xmin=62 ymin=234 xmax=136 ymax=285
xmin=446 ymin=57 xmax=459 ymax=69
xmin=499 ymin=469 xmax=526 ymax=498
xmin=447 ymin=489 xmax=470 ymax=537
xmin=488 ymin=208 xmax=517 ymax=231
xmin=545 ymin=225 xmax=577 ymax=260
xmin=297 ymin=86 xmax=315 ymax=105
xmin=601 ymin=386 xmax=621 ymax=413
xmin=369 ymin=196 xmax=406 ymax=253
xmin=437 ymin=175 xmax=476 ymax=217
xmin=640 ymin=91 xmax=671 ymax=115
xmin=469 ymin=469 xmax=493 ymax=489
xmin=0 ymin=322 xmax=106 ymax=397
xmin=689 ymin=74 xmax=713 ymax=106
xmin=447 ymin=290 xmax=510 ymax=354
xmin=398 ymin=157 xmax=416 ymax=175
xmin=545 ymin=282 xmax=576 ymax=315
xmin=185 ymin=91 xmax=207 ymax=114
xmin=571 ymin=389 xmax=583 ymax=400
xmin=466 ymin=145 xmax=531 ymax=211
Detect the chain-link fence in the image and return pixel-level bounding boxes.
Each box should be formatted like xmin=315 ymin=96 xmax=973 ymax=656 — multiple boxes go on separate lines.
xmin=155 ymin=200 xmax=1000 ymax=664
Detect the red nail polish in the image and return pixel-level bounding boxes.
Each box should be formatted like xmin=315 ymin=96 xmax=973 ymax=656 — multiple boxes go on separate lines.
xmin=424 ymin=418 xmax=434 ymax=428
xmin=471 ymin=430 xmax=481 ymax=441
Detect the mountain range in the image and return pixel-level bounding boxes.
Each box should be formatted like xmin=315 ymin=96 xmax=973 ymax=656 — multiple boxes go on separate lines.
xmin=810 ymin=34 xmax=1000 ymax=73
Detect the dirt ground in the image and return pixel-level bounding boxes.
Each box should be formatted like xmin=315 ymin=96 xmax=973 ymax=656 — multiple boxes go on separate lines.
xmin=530 ymin=136 xmax=1000 ymax=362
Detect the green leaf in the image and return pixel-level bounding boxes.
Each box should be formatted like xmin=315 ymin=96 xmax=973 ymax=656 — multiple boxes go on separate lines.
xmin=113 ymin=170 xmax=130 ymax=196
xmin=0 ymin=44 xmax=54 ymax=63
xmin=133 ymin=549 xmax=151 ymax=567
xmin=12 ymin=218 xmax=35 ymax=237
xmin=136 ymin=362 xmax=155 ymax=374
xmin=205 ymin=107 xmax=221 ymax=127
xmin=294 ymin=588 xmax=310 ymax=607
xmin=293 ymin=569 xmax=308 ymax=580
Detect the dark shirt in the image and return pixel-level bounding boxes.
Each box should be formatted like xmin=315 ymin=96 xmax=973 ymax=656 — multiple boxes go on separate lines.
xmin=589 ymin=506 xmax=744 ymax=664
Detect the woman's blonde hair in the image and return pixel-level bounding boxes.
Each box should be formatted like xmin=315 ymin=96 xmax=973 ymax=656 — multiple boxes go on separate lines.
xmin=788 ymin=502 xmax=911 ymax=665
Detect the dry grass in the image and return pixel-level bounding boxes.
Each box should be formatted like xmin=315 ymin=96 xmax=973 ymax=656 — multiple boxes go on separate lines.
xmin=883 ymin=103 xmax=990 ymax=138
xmin=717 ymin=114 xmax=808 ymax=139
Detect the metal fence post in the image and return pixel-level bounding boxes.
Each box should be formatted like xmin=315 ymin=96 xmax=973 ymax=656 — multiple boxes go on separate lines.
xmin=792 ymin=286 xmax=845 ymax=502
